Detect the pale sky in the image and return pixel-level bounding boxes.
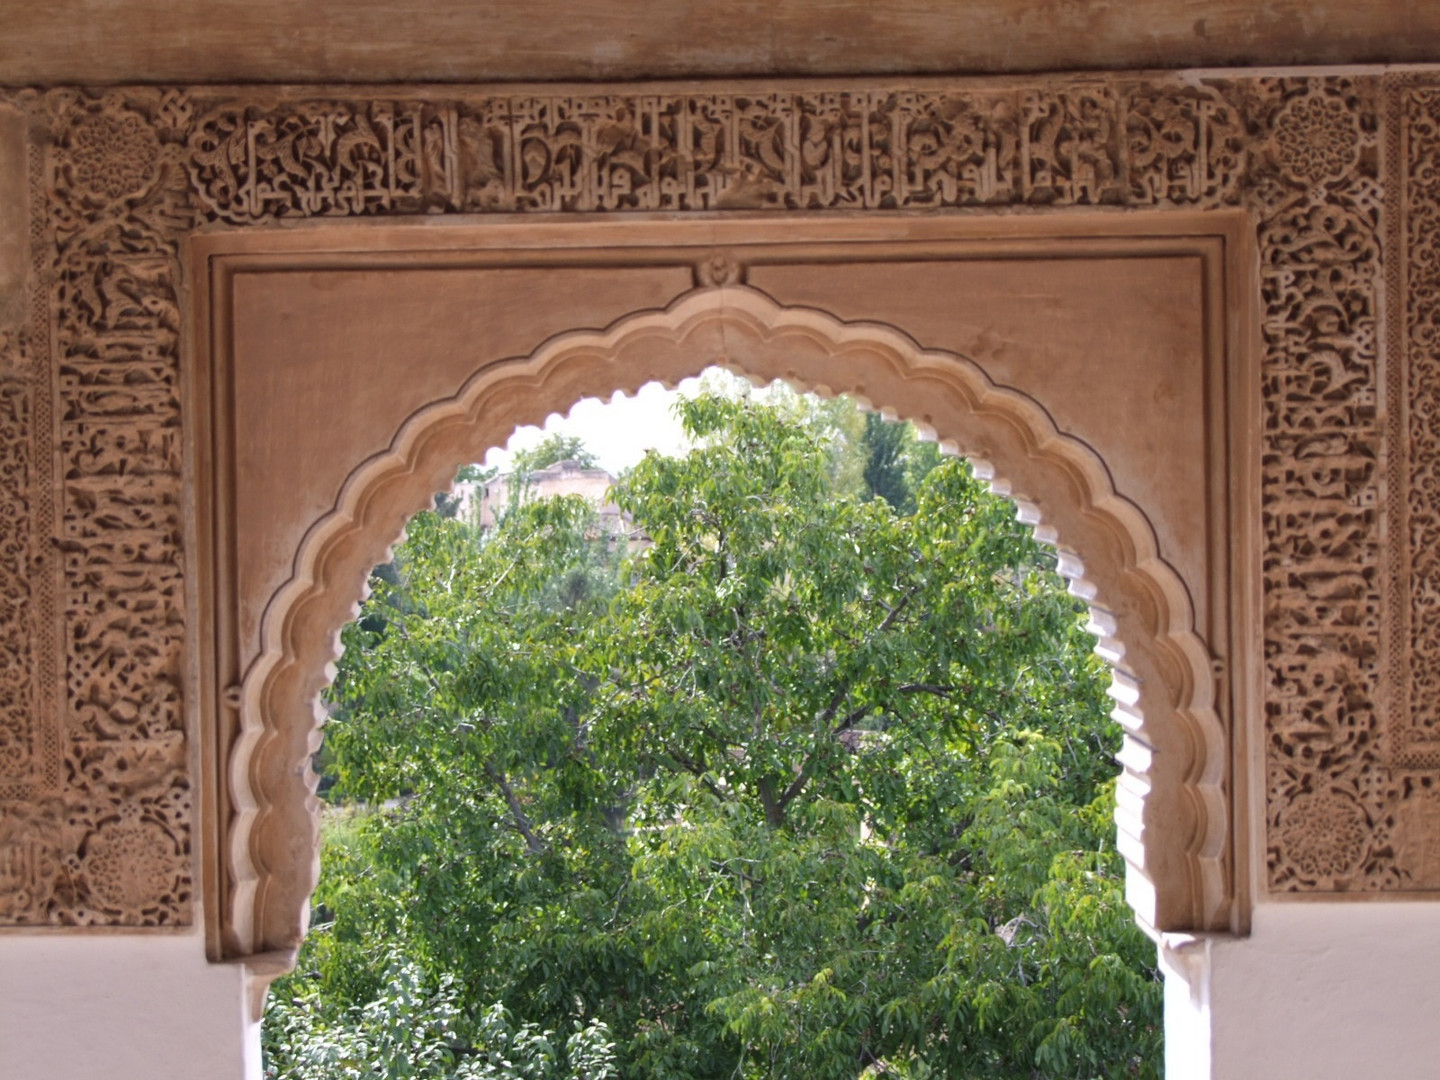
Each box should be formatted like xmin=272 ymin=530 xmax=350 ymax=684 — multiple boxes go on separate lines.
xmin=481 ymin=371 xmax=724 ymax=475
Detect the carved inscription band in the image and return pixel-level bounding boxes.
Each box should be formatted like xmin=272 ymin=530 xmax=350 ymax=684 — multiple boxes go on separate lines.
xmin=0 ymin=74 xmax=1432 ymax=926
xmin=184 ymin=88 xmax=1246 ymax=217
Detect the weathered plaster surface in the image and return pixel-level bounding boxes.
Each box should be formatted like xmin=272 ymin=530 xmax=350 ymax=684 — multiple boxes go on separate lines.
xmin=0 ymin=106 xmax=27 ymax=333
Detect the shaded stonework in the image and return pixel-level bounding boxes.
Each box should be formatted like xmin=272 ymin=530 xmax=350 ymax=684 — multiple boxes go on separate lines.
xmin=0 ymin=73 xmax=1433 ymax=931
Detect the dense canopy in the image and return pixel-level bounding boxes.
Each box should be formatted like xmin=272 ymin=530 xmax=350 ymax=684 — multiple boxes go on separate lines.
xmin=263 ymin=389 xmax=1162 ymax=1080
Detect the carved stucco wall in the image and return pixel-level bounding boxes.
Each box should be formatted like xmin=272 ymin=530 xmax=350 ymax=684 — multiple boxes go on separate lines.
xmin=0 ymin=73 xmax=1435 ymax=937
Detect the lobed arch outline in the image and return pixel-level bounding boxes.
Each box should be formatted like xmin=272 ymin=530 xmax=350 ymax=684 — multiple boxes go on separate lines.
xmin=227 ymin=284 xmax=1230 ymax=976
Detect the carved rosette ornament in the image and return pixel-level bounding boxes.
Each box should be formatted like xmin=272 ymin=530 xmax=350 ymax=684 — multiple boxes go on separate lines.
xmin=65 ymin=111 xmax=161 ymax=202
xmin=1276 ymin=789 xmax=1370 ymax=880
xmin=0 ymin=72 xmax=1436 ymax=934
xmin=1272 ymin=89 xmax=1363 ymax=185
xmin=81 ymin=810 xmax=186 ymax=914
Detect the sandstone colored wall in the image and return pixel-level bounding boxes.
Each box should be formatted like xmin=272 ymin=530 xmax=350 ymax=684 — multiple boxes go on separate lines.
xmin=0 ymin=69 xmax=1438 ymax=1079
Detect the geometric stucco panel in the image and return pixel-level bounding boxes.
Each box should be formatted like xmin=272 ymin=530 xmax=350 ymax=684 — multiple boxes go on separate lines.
xmin=0 ymin=72 xmax=1436 ymax=939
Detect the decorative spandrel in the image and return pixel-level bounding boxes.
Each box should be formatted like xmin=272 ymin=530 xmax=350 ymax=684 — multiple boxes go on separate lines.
xmin=0 ymin=72 xmax=1437 ymax=930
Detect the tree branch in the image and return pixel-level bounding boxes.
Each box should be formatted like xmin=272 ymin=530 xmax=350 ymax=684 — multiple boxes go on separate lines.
xmin=874 ymin=589 xmax=915 ymax=634
xmin=758 ymin=777 xmax=786 ymax=829
xmin=766 ymin=587 xmax=923 ymax=829
xmin=482 ymin=763 xmax=547 ymax=855
xmin=832 ymin=704 xmax=875 ymax=736
xmin=664 ymin=743 xmax=729 ymax=803
xmin=895 ymin=682 xmax=959 ymax=697
xmin=816 ymin=586 xmax=919 ymax=727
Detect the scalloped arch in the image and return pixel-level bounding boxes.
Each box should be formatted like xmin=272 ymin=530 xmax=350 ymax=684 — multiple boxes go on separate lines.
xmin=229 ymin=285 xmax=1229 ymax=964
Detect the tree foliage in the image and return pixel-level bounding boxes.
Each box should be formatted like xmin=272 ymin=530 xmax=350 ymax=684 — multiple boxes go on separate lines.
xmin=511 ymin=433 xmax=600 ymax=475
xmin=265 ymin=392 xmax=1161 ymax=1079
xmin=267 ymin=955 xmax=618 ymax=1080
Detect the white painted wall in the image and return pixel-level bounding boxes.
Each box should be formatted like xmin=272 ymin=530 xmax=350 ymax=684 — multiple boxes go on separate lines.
xmin=1161 ymin=932 xmax=1213 ymax=1080
xmin=0 ymin=931 xmax=257 ymax=1080
xmin=1163 ymin=901 xmax=1440 ymax=1080
xmin=1 ymin=902 xmax=1436 ymax=1078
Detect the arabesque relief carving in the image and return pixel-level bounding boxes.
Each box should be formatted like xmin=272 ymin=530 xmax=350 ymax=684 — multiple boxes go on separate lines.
xmin=0 ymin=73 xmax=1435 ymax=933
xmin=0 ymin=88 xmax=193 ymax=925
xmin=185 ymin=86 xmax=1246 ymax=218
xmin=1379 ymin=80 xmax=1440 ymax=883
xmin=0 ymin=332 xmax=38 ymax=808
xmin=1233 ymin=78 xmax=1387 ymax=891
xmin=1399 ymin=86 xmax=1440 ymax=760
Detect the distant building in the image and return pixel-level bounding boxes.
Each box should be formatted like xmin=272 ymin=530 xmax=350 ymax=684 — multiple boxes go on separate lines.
xmin=455 ymin=459 xmax=640 ymax=540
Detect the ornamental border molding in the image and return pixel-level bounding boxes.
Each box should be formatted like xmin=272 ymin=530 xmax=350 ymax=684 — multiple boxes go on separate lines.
xmin=0 ymin=72 xmax=1431 ymax=942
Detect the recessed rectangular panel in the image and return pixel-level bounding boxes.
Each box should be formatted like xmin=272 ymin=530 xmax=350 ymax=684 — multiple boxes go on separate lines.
xmin=192 ymin=210 xmax=1259 ymax=956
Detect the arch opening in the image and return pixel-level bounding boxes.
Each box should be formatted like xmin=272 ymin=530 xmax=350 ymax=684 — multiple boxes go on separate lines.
xmin=226 ymin=285 xmax=1229 ymax=979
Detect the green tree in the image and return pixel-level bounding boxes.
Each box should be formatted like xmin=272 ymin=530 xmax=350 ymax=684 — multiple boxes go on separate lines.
xmin=511 ymin=433 xmax=600 ymax=475
xmin=854 ymin=410 xmax=944 ymax=515
xmin=266 ymin=955 xmax=618 ymax=1080
xmin=861 ymin=409 xmax=909 ymax=510
xmin=267 ymin=396 xmax=1161 ymax=1080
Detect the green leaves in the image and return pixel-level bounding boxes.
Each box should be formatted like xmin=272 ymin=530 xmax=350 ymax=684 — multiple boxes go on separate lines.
xmin=269 ymin=393 xmax=1160 ymax=1080
xmin=265 ymin=958 xmax=618 ymax=1080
